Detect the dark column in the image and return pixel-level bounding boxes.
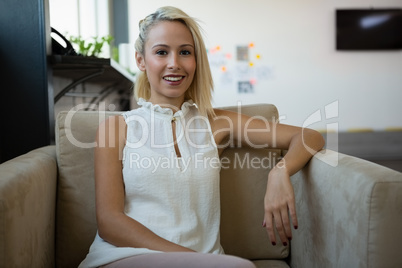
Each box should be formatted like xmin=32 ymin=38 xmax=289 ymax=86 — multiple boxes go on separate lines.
xmin=0 ymin=0 xmax=53 ymax=163
xmin=110 ymin=0 xmax=129 ymax=46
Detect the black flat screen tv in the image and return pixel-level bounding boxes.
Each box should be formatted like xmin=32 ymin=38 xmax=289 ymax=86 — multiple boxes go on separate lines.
xmin=336 ymin=8 xmax=402 ymax=50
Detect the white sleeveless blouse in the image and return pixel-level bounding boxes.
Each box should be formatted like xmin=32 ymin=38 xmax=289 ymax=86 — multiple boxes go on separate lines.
xmin=78 ymin=99 xmax=224 ymax=268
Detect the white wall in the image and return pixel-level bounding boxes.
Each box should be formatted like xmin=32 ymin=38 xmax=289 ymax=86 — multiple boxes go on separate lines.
xmin=128 ymin=0 xmax=402 ymax=131
xmin=49 ymin=0 xmax=402 ymax=131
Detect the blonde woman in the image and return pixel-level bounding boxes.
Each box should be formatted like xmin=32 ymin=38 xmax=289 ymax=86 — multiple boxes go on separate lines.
xmin=79 ymin=6 xmax=324 ymax=268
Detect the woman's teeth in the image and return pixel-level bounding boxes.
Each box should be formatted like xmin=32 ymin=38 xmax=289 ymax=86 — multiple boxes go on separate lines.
xmin=164 ymin=76 xmax=183 ymax=82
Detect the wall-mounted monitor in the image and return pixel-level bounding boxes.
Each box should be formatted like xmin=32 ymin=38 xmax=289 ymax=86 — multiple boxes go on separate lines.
xmin=336 ymin=8 xmax=402 ymax=50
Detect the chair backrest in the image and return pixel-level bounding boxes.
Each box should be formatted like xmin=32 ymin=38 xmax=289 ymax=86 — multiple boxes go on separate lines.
xmin=54 ymin=103 xmax=288 ymax=268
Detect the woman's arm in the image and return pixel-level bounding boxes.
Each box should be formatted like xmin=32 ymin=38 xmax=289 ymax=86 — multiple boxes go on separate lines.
xmin=211 ymin=109 xmax=325 ymax=246
xmin=95 ymin=115 xmax=194 ymax=252
xmin=262 ymin=124 xmax=324 ymax=246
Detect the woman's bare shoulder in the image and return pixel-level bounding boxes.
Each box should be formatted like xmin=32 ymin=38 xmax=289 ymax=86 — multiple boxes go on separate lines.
xmin=98 ymin=115 xmax=126 ymax=131
xmin=96 ymin=115 xmax=127 ymax=146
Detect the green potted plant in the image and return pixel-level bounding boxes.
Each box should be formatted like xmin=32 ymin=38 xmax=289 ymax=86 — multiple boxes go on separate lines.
xmin=69 ymin=35 xmax=114 ymax=57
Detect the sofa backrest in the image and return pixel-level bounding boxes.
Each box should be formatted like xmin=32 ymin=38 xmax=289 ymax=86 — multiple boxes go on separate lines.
xmin=55 ymin=104 xmax=288 ymax=268
xmin=55 ymin=110 xmax=121 ymax=268
xmin=217 ymin=104 xmax=288 ymax=260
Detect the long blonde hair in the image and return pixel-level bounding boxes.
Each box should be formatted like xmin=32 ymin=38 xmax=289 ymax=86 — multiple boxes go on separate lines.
xmin=134 ymin=6 xmax=215 ymax=118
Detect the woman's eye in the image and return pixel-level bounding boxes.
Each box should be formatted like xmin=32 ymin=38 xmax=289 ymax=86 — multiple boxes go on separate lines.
xmin=156 ymin=50 xmax=167 ymax=55
xmin=181 ymin=50 xmax=191 ymax=55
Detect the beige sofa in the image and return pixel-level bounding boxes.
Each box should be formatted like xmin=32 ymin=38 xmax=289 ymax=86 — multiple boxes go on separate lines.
xmin=0 ymin=103 xmax=401 ymax=268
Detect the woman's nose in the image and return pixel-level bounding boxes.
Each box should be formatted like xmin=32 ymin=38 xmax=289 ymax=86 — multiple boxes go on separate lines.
xmin=167 ymin=53 xmax=180 ymax=70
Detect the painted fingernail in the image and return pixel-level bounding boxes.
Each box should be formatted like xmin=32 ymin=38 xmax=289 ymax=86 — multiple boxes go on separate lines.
xmin=288 ymin=237 xmax=292 ymax=241
xmin=271 ymin=242 xmax=276 ymax=246
xmin=283 ymin=242 xmax=288 ymax=246
xmin=294 ymin=225 xmax=298 ymax=230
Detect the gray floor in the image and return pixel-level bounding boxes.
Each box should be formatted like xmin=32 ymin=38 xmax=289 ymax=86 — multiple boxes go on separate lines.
xmin=371 ymin=159 xmax=402 ymax=172
xmin=324 ymin=131 xmax=402 ymax=173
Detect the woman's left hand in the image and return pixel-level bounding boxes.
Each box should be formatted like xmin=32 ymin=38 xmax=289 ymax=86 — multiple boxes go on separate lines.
xmin=210 ymin=108 xmax=324 ymax=246
xmin=263 ymin=165 xmax=298 ymax=246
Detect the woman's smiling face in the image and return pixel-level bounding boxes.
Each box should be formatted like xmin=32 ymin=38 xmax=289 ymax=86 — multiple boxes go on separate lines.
xmin=136 ymin=20 xmax=196 ymax=105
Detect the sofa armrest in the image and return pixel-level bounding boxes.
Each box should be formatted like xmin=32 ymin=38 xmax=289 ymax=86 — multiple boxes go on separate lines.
xmin=0 ymin=146 xmax=57 ymax=268
xmin=289 ymin=150 xmax=402 ymax=268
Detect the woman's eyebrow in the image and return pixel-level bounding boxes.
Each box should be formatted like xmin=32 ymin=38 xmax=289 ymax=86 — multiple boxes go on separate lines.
xmin=180 ymin=44 xmax=194 ymax=48
xmin=152 ymin=44 xmax=169 ymax=49
xmin=151 ymin=43 xmax=194 ymax=49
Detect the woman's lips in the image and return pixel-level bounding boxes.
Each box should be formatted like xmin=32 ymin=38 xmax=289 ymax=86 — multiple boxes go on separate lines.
xmin=163 ymin=76 xmax=184 ymax=82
